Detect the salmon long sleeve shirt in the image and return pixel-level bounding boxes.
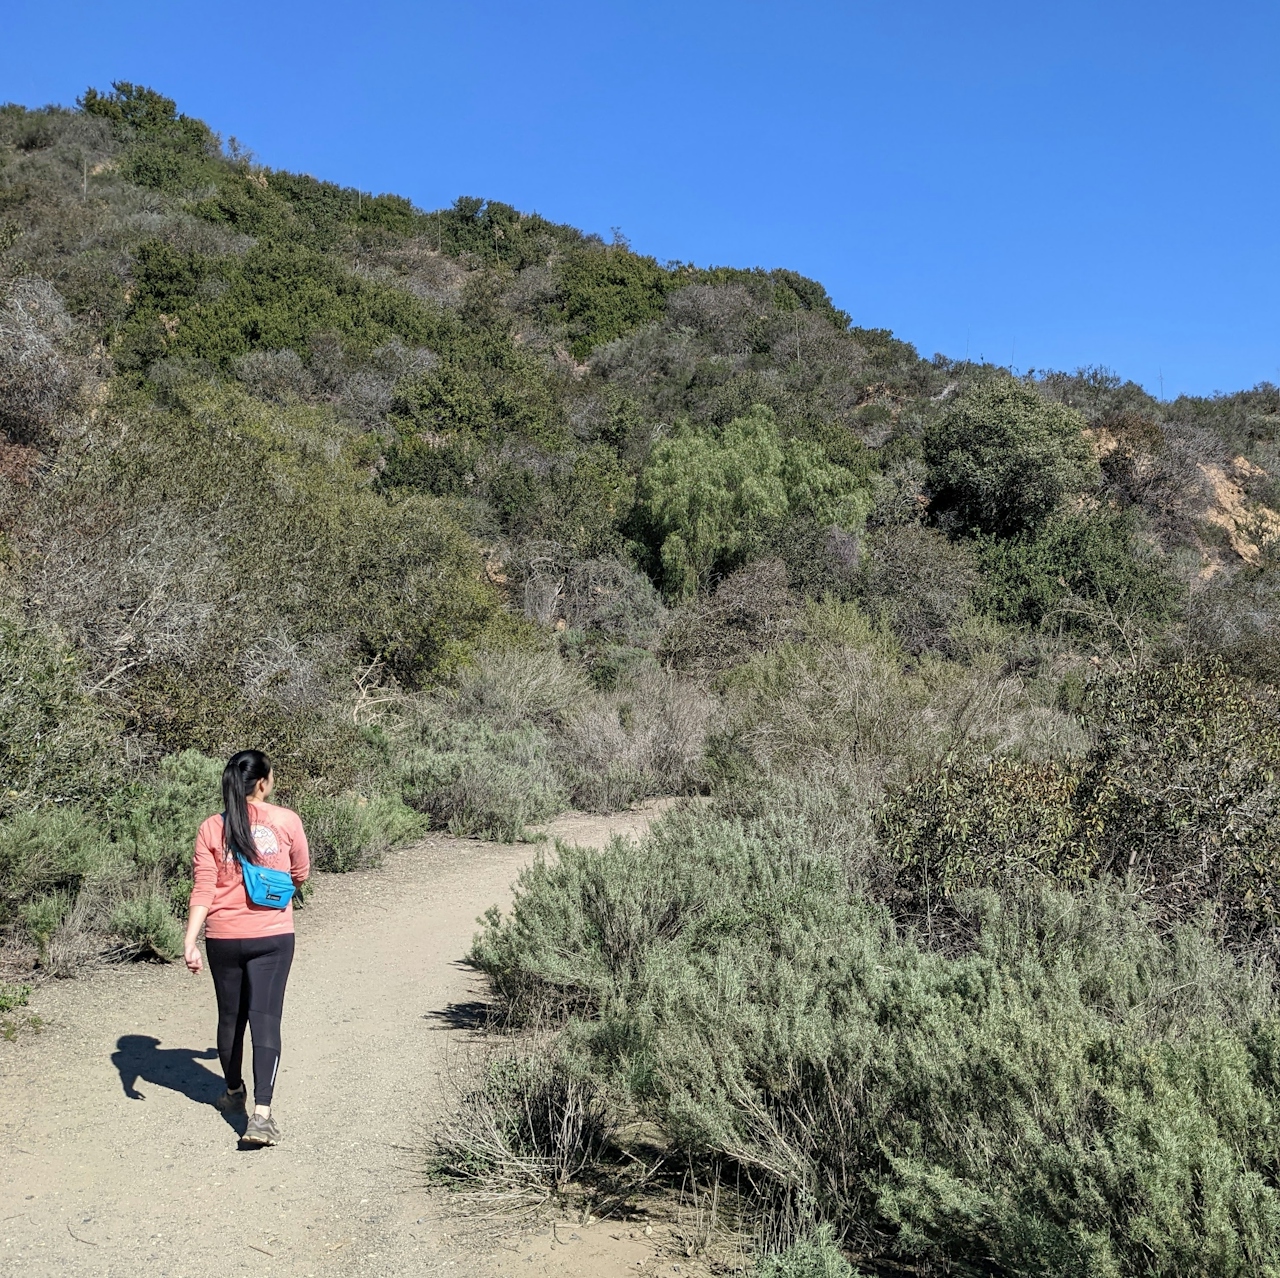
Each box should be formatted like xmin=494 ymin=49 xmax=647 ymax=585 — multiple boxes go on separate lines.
xmin=190 ymin=802 xmax=311 ymax=939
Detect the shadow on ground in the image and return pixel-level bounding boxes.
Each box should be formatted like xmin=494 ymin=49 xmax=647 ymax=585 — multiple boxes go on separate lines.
xmin=110 ymin=1034 xmax=244 ymax=1133
xmin=425 ymin=1000 xmax=495 ymax=1030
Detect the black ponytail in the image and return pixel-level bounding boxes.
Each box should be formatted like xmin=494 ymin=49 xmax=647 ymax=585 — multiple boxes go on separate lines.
xmin=222 ymin=749 xmax=272 ymax=865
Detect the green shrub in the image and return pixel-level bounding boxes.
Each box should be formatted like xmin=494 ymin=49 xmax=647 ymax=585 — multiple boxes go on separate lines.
xmin=1075 ymin=658 xmax=1280 ymax=933
xmin=81 ymin=82 xmax=220 ymax=196
xmin=122 ymin=135 xmax=216 ymax=195
xmin=877 ymin=755 xmax=1086 ymax=906
xmin=975 ymin=509 xmax=1177 ymax=634
xmin=0 ymin=755 xmax=218 ymax=959
xmin=295 ymin=791 xmax=424 ymax=872
xmin=470 ymin=808 xmax=834 ymax=1018
xmin=386 ymin=273 xmax=566 ymax=451
xmin=475 ymin=811 xmax=1280 ymax=1275
xmin=484 ymin=443 xmax=635 ymax=557
xmin=544 ymin=242 xmax=673 ymax=359
xmin=0 ymin=609 xmax=116 ymax=813
xmin=427 ymin=196 xmax=585 ymax=270
xmin=19 ymin=889 xmax=71 ymax=957
xmin=192 ymin=167 xmax=423 ymax=248
xmin=302 ymin=489 xmax=501 ymax=686
xmin=108 ymin=893 xmax=183 ymax=959
xmin=116 ymin=239 xmax=442 ymax=371
xmin=773 ymin=515 xmax=862 ymax=603
xmin=683 ymin=265 xmax=853 ymax=332
xmin=0 ymin=806 xmax=114 ymax=926
xmin=379 ymin=428 xmax=486 ymax=494
xmin=111 ymin=750 xmax=222 ymax=881
xmin=639 ymin=406 xmax=870 ymax=599
xmin=924 ymin=376 xmax=1099 ymax=536
xmin=0 ymin=981 xmax=31 ymax=1013
xmin=88 ymin=380 xmax=503 ymax=687
xmin=80 ymin=82 xmax=187 ymax=134
xmin=389 ymin=353 xmax=564 ymax=450
xmin=877 ymin=659 xmax=1280 ymax=933
xmin=757 ymin=1228 xmax=858 ymax=1278
xmin=123 ymin=655 xmax=358 ymax=775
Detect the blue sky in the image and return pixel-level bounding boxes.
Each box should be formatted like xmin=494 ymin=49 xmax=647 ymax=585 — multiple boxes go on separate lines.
xmin=3 ymin=0 xmax=1278 ymax=397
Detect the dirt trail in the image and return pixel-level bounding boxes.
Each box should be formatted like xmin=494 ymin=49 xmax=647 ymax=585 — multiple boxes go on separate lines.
xmin=0 ymin=804 xmax=691 ymax=1278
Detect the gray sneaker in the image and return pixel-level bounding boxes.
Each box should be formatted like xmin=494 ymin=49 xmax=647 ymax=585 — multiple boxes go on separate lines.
xmin=215 ymin=1084 xmax=247 ymax=1114
xmin=243 ymin=1112 xmax=281 ymax=1146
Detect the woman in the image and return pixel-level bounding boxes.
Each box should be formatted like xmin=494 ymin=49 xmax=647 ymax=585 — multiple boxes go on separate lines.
xmin=183 ymin=750 xmax=310 ymax=1146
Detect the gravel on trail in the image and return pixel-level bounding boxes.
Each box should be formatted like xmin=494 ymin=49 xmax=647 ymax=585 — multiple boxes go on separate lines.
xmin=0 ymin=805 xmax=693 ymax=1278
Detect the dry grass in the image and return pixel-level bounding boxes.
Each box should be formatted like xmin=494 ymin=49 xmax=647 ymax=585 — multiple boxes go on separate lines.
xmin=560 ymin=668 xmax=714 ymax=810
xmin=429 ymin=1036 xmax=618 ymax=1209
xmin=662 ymin=559 xmax=800 ymax=681
xmin=0 ymin=275 xmax=98 ymax=446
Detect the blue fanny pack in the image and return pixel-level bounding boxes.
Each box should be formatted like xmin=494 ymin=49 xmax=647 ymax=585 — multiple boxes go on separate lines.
xmin=224 ymin=815 xmax=295 ymax=910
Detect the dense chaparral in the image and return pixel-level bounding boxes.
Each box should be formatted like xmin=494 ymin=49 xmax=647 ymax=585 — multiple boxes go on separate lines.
xmin=3 ymin=82 xmax=1280 ymax=1276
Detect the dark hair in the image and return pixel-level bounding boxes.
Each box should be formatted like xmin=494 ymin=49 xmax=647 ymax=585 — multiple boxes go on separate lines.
xmin=222 ymin=749 xmax=272 ymax=865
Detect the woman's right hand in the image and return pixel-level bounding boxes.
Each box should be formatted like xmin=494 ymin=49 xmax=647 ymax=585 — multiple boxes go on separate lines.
xmin=183 ymin=906 xmax=209 ymax=973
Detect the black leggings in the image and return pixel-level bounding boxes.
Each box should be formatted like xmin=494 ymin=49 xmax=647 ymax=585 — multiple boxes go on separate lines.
xmin=205 ymin=934 xmax=295 ymax=1107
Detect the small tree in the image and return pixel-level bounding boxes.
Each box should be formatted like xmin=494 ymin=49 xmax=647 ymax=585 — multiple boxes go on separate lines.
xmin=924 ymin=376 xmax=1098 ymax=536
xmin=639 ymin=405 xmax=869 ymax=599
xmin=79 ymin=82 xmax=182 ymax=133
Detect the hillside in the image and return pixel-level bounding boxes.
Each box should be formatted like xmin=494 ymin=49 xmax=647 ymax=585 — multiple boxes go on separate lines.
xmin=4 ymin=83 xmax=1280 ymax=1275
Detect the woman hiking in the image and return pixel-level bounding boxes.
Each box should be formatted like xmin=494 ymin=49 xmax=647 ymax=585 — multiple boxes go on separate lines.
xmin=182 ymin=750 xmax=310 ymax=1146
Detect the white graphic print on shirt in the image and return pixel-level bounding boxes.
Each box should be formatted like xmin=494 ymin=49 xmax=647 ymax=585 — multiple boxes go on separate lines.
xmin=251 ymin=824 xmax=281 ymax=862
xmin=222 ymin=821 xmax=282 ymax=864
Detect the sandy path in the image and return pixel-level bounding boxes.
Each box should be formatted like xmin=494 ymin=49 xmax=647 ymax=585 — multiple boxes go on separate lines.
xmin=0 ymin=805 xmax=683 ymax=1278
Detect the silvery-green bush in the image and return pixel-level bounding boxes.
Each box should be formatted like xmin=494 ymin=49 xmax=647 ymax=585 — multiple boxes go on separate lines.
xmin=474 ymin=808 xmax=1280 ymax=1276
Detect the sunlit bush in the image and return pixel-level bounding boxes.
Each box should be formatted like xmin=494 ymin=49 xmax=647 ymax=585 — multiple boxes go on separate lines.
xmin=640 ymin=406 xmax=870 ymax=599
xmin=925 ymin=376 xmax=1098 ymax=536
xmin=397 ymin=712 xmax=567 ymax=842
xmin=475 ymin=810 xmax=1280 ymax=1275
xmin=0 ymin=275 xmax=95 ymax=446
